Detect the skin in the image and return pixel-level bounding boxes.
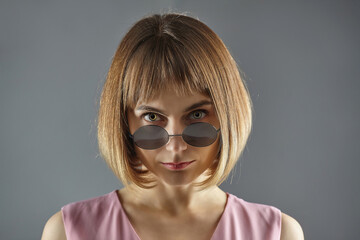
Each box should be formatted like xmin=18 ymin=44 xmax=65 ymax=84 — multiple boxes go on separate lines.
xmin=41 ymin=87 xmax=304 ymax=239
xmin=125 ymin=88 xmax=224 ymax=215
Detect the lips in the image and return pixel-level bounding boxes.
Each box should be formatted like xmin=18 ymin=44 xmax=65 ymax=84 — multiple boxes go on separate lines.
xmin=161 ymin=160 xmax=195 ymax=170
xmin=162 ymin=160 xmax=195 ymax=165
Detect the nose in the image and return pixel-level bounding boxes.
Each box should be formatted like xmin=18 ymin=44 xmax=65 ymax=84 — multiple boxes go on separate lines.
xmin=165 ymin=125 xmax=188 ymax=152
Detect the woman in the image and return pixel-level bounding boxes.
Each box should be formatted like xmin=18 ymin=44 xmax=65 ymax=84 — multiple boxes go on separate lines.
xmin=42 ymin=13 xmax=304 ymax=240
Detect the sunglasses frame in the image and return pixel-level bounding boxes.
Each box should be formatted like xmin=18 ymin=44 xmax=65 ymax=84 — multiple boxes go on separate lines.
xmin=128 ymin=122 xmax=221 ymax=150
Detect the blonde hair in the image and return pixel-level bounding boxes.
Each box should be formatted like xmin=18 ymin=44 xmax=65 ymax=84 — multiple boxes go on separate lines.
xmin=97 ymin=13 xmax=253 ymax=190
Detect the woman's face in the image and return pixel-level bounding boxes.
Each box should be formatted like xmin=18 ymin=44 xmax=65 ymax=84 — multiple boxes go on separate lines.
xmin=126 ymin=88 xmax=221 ymax=186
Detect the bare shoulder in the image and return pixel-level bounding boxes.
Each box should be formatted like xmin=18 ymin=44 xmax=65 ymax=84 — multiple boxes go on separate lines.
xmin=280 ymin=212 xmax=304 ymax=240
xmin=41 ymin=211 xmax=67 ymax=240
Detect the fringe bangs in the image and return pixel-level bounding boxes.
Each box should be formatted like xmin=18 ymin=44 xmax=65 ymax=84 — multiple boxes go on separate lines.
xmin=123 ymin=34 xmax=210 ymax=109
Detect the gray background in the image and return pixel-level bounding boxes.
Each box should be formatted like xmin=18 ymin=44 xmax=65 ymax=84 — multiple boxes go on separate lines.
xmin=1 ymin=0 xmax=359 ymax=239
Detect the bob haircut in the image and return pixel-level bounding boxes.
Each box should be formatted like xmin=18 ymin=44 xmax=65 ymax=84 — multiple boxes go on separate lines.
xmin=97 ymin=13 xmax=253 ymax=190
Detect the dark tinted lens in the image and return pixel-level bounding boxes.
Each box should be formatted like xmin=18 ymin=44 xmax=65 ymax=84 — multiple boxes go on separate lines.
xmin=183 ymin=122 xmax=218 ymax=147
xmin=133 ymin=125 xmax=168 ymax=150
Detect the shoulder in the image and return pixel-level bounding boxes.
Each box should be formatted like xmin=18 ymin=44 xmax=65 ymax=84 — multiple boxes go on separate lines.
xmin=280 ymin=212 xmax=304 ymax=240
xmin=228 ymin=194 xmax=282 ymax=221
xmin=41 ymin=211 xmax=67 ymax=240
xmin=61 ymin=190 xmax=117 ymax=219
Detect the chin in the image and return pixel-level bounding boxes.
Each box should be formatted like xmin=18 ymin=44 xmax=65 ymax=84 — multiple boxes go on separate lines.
xmin=159 ymin=174 xmax=197 ymax=186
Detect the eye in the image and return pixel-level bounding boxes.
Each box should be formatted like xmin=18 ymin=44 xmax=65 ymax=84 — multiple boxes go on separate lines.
xmin=141 ymin=109 xmax=208 ymax=123
xmin=189 ymin=109 xmax=208 ymax=120
xmin=142 ymin=112 xmax=160 ymax=122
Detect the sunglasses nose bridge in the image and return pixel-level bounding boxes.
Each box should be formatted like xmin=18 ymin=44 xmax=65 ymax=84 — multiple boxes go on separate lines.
xmin=164 ymin=129 xmax=188 ymax=153
xmin=168 ymin=133 xmax=183 ymax=137
xmin=166 ymin=133 xmax=185 ymax=145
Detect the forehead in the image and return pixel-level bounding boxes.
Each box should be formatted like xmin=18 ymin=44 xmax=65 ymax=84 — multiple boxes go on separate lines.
xmin=137 ymin=88 xmax=210 ymax=105
xmin=129 ymin=88 xmax=213 ymax=117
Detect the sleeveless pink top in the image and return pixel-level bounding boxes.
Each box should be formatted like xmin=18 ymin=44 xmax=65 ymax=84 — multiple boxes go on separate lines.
xmin=61 ymin=190 xmax=282 ymax=240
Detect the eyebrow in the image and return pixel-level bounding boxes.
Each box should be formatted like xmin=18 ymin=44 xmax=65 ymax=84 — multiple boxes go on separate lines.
xmin=136 ymin=100 xmax=213 ymax=116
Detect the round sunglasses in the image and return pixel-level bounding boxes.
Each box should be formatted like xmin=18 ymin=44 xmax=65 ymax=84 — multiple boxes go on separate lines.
xmin=128 ymin=122 xmax=221 ymax=150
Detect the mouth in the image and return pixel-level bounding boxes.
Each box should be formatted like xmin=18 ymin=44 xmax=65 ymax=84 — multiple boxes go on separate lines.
xmin=160 ymin=160 xmax=195 ymax=170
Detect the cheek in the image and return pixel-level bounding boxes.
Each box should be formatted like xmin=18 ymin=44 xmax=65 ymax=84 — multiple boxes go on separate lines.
xmin=134 ymin=147 xmax=157 ymax=165
xmin=206 ymin=137 xmax=221 ymax=159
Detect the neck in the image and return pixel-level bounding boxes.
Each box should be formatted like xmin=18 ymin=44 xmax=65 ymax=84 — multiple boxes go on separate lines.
xmin=127 ymin=182 xmax=224 ymax=216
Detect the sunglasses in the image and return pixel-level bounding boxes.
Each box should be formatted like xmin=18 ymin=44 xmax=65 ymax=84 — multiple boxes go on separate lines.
xmin=128 ymin=122 xmax=221 ymax=150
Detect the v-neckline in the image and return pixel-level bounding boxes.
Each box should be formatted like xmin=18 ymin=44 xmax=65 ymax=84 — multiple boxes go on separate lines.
xmin=112 ymin=190 xmax=230 ymax=240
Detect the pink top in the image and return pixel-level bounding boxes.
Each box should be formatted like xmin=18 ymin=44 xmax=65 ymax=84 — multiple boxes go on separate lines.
xmin=61 ymin=190 xmax=282 ymax=240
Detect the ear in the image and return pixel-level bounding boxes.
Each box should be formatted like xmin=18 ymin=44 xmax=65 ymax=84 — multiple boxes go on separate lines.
xmin=131 ymin=159 xmax=142 ymax=170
